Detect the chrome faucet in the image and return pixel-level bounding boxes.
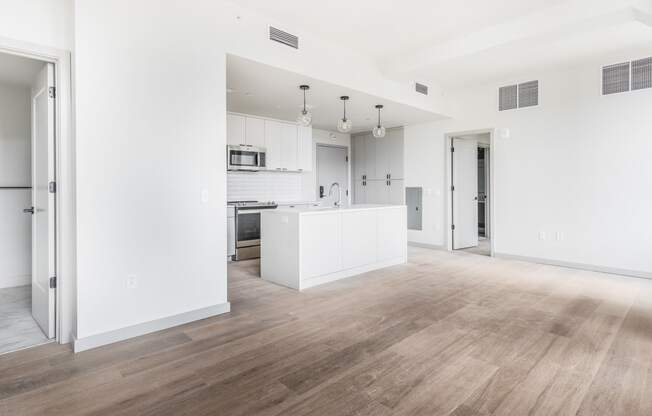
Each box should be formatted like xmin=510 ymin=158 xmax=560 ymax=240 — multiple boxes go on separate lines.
xmin=328 ymin=182 xmax=342 ymax=207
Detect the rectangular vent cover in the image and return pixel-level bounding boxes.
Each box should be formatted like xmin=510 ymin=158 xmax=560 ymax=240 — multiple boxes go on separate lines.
xmin=499 ymin=85 xmax=517 ymax=111
xmin=269 ymin=26 xmax=298 ymax=49
xmin=632 ymin=57 xmax=652 ymax=91
xmin=602 ymin=62 xmax=630 ymax=95
xmin=415 ymin=82 xmax=429 ymax=95
xmin=518 ymin=80 xmax=539 ymax=108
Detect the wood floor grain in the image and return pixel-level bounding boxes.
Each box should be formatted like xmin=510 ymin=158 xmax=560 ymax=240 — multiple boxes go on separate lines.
xmin=1 ymin=247 xmax=652 ymax=415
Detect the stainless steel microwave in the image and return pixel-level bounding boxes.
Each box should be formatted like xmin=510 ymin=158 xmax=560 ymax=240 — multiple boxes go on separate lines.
xmin=227 ymin=145 xmax=266 ymax=171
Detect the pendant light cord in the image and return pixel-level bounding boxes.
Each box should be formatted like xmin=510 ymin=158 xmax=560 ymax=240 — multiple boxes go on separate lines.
xmin=303 ymin=89 xmax=306 ymax=113
xmin=343 ymin=99 xmax=347 ymax=121
xmin=377 ymin=107 xmax=381 ymax=128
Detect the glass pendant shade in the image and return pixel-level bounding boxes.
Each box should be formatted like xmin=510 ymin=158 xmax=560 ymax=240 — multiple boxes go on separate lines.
xmin=297 ymin=110 xmax=312 ymax=127
xmin=337 ymin=95 xmax=352 ymax=133
xmin=338 ymin=118 xmax=353 ymax=133
xmin=297 ymin=85 xmax=312 ymax=127
xmin=372 ymin=104 xmax=386 ymax=138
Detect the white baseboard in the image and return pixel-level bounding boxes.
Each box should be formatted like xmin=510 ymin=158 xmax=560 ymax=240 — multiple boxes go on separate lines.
xmin=301 ymin=257 xmax=407 ymax=290
xmin=494 ymin=253 xmax=652 ymax=280
xmin=0 ymin=274 xmax=30 ymax=289
xmin=73 ymin=302 xmax=231 ymax=353
xmin=408 ymin=242 xmax=446 ymax=251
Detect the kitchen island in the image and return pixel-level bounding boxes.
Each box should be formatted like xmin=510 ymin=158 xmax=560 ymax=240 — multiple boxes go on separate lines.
xmin=261 ymin=204 xmax=407 ymax=290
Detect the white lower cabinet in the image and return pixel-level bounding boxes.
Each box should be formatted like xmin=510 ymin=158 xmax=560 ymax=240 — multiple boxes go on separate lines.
xmin=299 ymin=214 xmax=342 ymax=279
xmin=341 ymin=210 xmax=378 ymax=269
xmin=377 ymin=207 xmax=406 ymax=261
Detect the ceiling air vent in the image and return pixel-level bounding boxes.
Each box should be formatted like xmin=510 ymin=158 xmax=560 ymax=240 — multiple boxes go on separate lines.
xmin=518 ymin=80 xmax=539 ymax=108
xmin=269 ymin=26 xmax=299 ymax=49
xmin=602 ymin=62 xmax=630 ymax=95
xmin=632 ymin=57 xmax=652 ymax=91
xmin=498 ymin=85 xmax=517 ymax=111
xmin=415 ymin=82 xmax=429 ymax=95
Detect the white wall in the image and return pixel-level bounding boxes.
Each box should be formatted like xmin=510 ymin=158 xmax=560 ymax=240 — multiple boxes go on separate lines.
xmin=0 ymin=82 xmax=31 ymax=288
xmin=405 ymin=49 xmax=652 ymax=275
xmin=0 ymin=0 xmax=74 ymax=50
xmin=74 ymin=0 xmax=229 ymax=339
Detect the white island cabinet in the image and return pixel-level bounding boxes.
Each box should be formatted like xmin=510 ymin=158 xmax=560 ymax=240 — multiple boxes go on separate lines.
xmin=261 ymin=205 xmax=407 ymax=290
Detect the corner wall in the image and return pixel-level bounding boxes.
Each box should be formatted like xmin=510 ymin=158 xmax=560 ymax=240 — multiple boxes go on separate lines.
xmin=405 ymin=49 xmax=652 ymax=276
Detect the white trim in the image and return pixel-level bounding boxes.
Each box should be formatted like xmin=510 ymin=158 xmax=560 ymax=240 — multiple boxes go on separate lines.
xmin=300 ymin=257 xmax=406 ymax=290
xmin=73 ymin=302 xmax=231 ymax=353
xmin=0 ymin=36 xmax=75 ymax=346
xmin=408 ymin=242 xmax=446 ymax=251
xmin=494 ymin=253 xmax=652 ymax=280
xmin=444 ymin=128 xmax=496 ymax=257
xmin=0 ymin=276 xmax=31 ymax=290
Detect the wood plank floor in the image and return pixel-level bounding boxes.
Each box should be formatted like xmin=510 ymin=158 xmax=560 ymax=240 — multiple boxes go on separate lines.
xmin=2 ymin=246 xmax=652 ymax=415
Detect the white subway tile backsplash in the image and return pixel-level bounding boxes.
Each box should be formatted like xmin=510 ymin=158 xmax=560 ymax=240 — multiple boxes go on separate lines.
xmin=227 ymin=171 xmax=303 ymax=202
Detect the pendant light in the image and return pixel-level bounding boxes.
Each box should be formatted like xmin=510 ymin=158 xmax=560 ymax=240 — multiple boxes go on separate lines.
xmin=337 ymin=96 xmax=353 ymax=133
xmin=296 ymin=85 xmax=312 ymax=127
xmin=372 ymin=104 xmax=386 ymax=138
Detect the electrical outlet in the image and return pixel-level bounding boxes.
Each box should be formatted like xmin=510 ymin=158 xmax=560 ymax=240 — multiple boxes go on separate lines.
xmin=538 ymin=231 xmax=546 ymax=241
xmin=556 ymin=231 xmax=564 ymax=241
xmin=127 ymin=275 xmax=138 ymax=289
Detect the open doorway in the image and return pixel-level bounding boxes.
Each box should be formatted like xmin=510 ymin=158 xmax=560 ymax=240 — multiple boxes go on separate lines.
xmin=0 ymin=52 xmax=57 ymax=354
xmin=446 ymin=130 xmax=493 ymax=257
xmin=316 ymin=144 xmax=349 ymax=206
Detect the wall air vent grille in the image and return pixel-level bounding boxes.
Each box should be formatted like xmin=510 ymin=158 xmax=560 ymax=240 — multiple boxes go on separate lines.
xmin=498 ymin=85 xmax=517 ymax=111
xmin=602 ymin=62 xmax=630 ymax=95
xmin=415 ymin=82 xmax=429 ymax=95
xmin=632 ymin=57 xmax=652 ymax=91
xmin=518 ymin=80 xmax=539 ymax=108
xmin=269 ymin=26 xmax=298 ymax=49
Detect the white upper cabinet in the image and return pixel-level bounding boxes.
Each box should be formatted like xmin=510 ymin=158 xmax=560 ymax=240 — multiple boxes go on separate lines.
xmin=363 ymin=134 xmax=377 ymax=179
xmin=264 ymin=120 xmax=283 ymax=171
xmin=388 ymin=129 xmax=404 ymax=179
xmin=297 ymin=126 xmax=313 ymax=172
xmin=352 ymin=135 xmax=365 ymax=181
xmin=227 ymin=114 xmax=246 ymax=146
xmin=245 ymin=117 xmax=265 ymax=148
xmin=280 ymin=123 xmax=298 ymax=171
xmin=228 ymin=113 xmax=313 ymax=172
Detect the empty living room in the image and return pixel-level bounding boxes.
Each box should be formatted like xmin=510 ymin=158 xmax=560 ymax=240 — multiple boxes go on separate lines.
xmin=1 ymin=1 xmax=651 ymax=415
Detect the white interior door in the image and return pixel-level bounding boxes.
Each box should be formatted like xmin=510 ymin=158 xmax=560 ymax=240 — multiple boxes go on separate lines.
xmin=31 ymin=63 xmax=56 ymax=338
xmin=316 ymin=145 xmax=348 ymax=204
xmin=452 ymin=138 xmax=478 ymax=250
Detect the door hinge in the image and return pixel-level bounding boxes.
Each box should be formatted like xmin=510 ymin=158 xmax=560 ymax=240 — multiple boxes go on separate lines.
xmin=451 ymin=185 xmax=455 ymax=192
xmin=49 ymin=181 xmax=56 ymax=193
xmin=49 ymin=87 xmax=56 ymax=99
xmin=345 ymin=156 xmax=349 ymax=162
xmin=450 ymin=146 xmax=455 ymax=152
xmin=451 ymin=224 xmax=456 ymax=230
xmin=49 ymin=276 xmax=57 ymax=289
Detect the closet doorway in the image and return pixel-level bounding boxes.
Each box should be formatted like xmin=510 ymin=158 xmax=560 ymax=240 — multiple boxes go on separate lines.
xmin=445 ymin=130 xmax=494 ymax=257
xmin=0 ymin=52 xmax=57 ymax=354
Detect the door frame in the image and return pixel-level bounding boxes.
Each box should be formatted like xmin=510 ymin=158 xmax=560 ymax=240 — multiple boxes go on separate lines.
xmin=315 ymin=143 xmax=350 ymax=203
xmin=0 ymin=36 xmax=75 ymax=345
xmin=444 ymin=128 xmax=496 ymax=256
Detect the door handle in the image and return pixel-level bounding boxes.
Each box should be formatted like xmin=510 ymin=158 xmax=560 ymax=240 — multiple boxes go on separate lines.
xmin=319 ymin=186 xmax=324 ymax=198
xmin=23 ymin=207 xmax=34 ymax=214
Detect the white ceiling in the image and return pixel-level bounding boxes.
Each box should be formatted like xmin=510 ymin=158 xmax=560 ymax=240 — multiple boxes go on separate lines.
xmin=231 ymin=0 xmax=567 ymax=58
xmin=231 ymin=0 xmax=652 ymax=89
xmin=226 ymin=55 xmax=445 ymax=133
xmin=0 ymin=53 xmax=44 ymax=86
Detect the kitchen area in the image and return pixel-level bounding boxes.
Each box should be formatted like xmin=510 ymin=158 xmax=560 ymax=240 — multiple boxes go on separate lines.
xmin=225 ymin=55 xmax=439 ymax=290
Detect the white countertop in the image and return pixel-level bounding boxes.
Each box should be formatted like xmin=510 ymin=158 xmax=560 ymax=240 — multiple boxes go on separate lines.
xmin=269 ymin=204 xmax=405 ymax=214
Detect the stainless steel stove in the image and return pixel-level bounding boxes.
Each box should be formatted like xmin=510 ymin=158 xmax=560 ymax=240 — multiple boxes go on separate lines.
xmin=228 ymin=201 xmax=278 ymax=260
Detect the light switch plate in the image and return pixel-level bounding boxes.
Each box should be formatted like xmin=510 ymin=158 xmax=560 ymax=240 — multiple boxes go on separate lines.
xmin=538 ymin=231 xmax=546 ymax=241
